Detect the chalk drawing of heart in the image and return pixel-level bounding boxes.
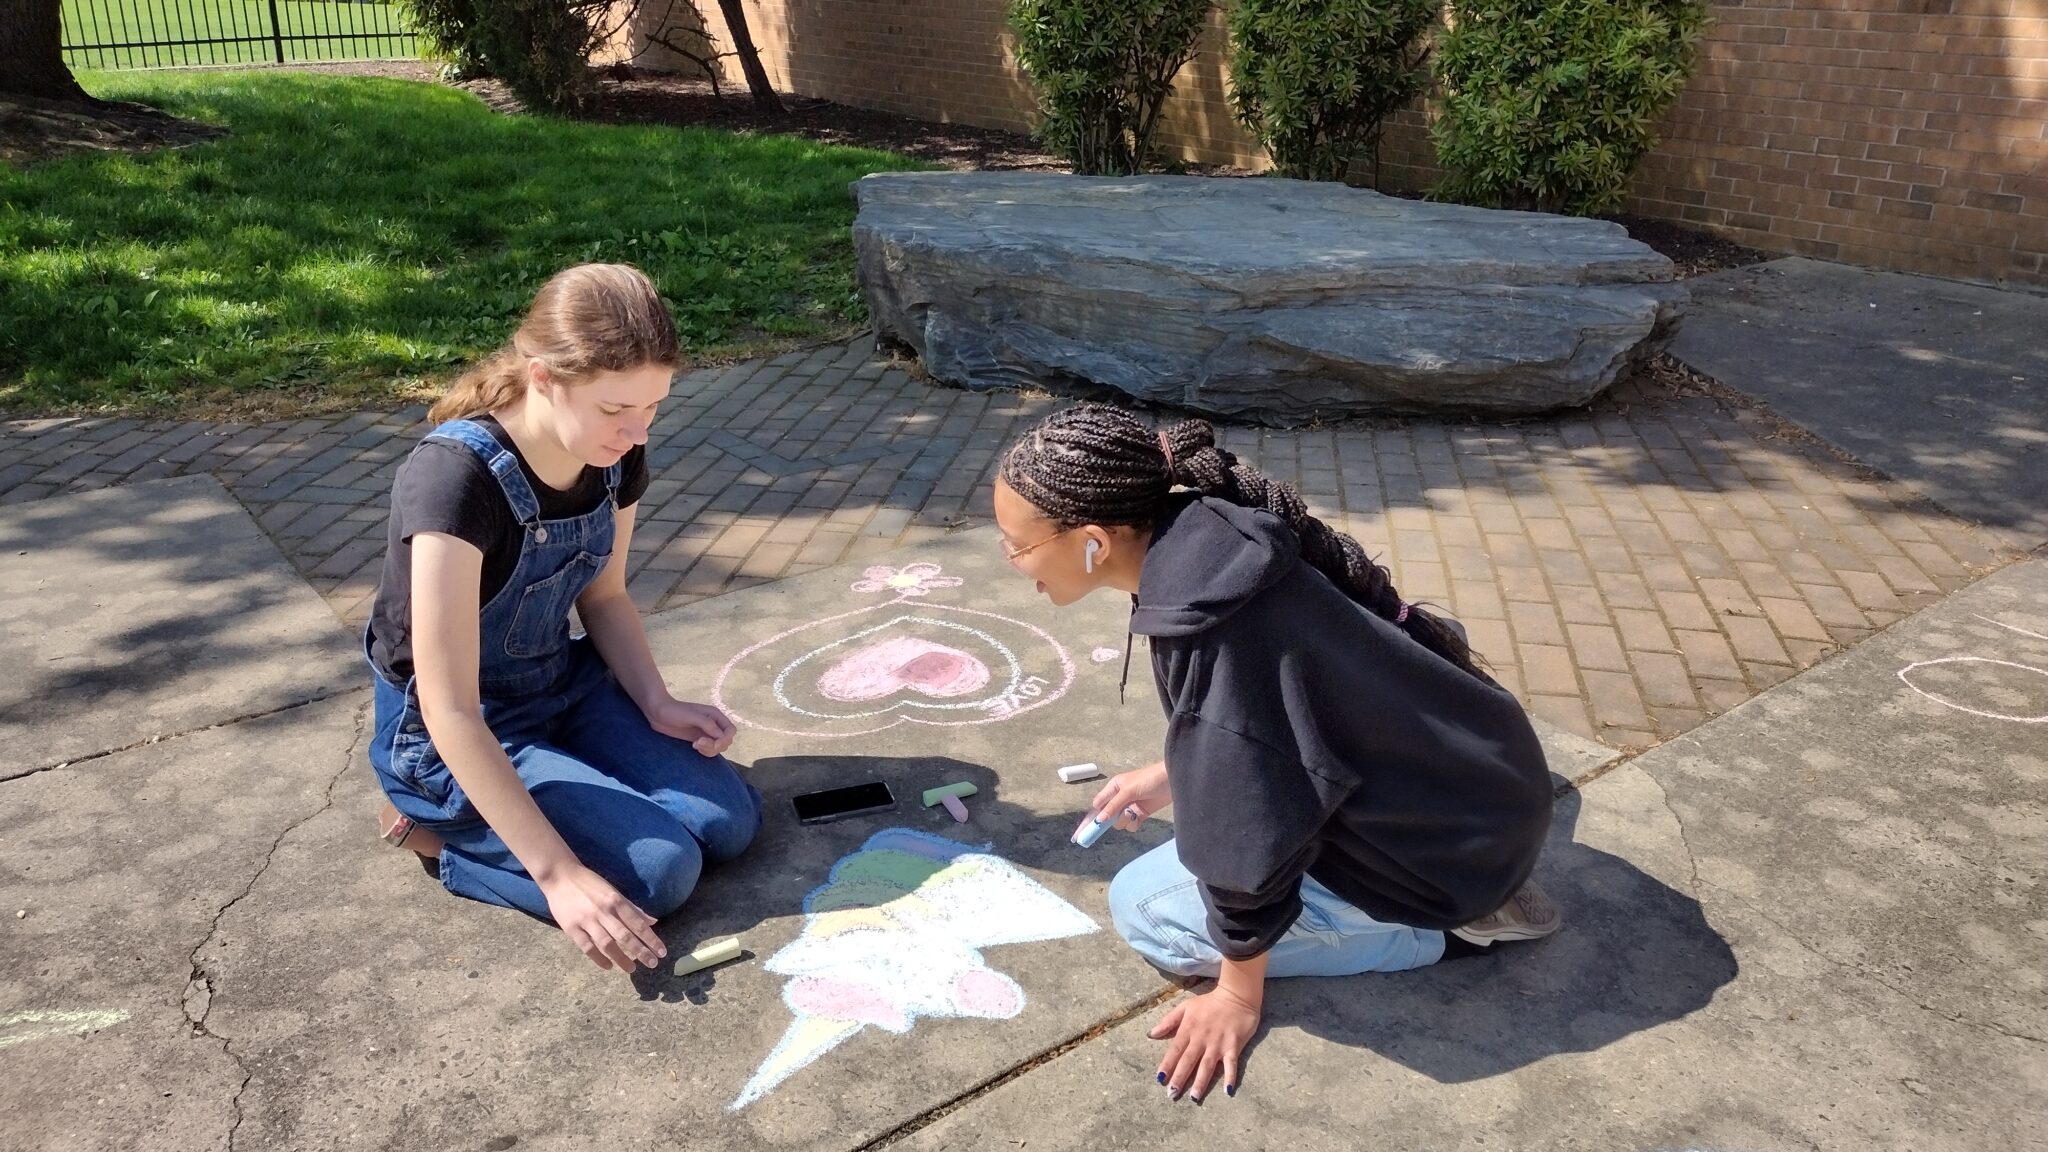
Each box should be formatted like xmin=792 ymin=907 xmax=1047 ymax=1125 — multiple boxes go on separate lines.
xmin=817 ymin=637 xmax=992 ymax=702
xmin=712 ymin=561 xmax=1078 ymax=738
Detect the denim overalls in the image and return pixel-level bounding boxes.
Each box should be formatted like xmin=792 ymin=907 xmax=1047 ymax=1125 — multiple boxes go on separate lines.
xmin=367 ymin=419 xmax=761 ymax=921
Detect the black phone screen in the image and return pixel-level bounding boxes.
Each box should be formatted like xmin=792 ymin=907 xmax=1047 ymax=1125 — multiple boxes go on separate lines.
xmin=791 ymin=781 xmax=896 ymax=825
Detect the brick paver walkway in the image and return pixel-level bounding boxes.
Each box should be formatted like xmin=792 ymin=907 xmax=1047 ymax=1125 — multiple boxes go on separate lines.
xmin=0 ymin=337 xmax=2016 ymax=750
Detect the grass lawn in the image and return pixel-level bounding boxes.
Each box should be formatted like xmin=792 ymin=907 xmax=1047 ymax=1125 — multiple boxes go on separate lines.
xmin=0 ymin=69 xmax=923 ymax=415
xmin=62 ymin=0 xmax=416 ymax=69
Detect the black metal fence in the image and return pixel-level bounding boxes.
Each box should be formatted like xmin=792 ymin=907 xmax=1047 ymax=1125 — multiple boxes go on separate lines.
xmin=61 ymin=0 xmax=419 ymax=70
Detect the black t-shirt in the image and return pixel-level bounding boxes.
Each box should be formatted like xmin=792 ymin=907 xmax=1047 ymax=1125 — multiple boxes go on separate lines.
xmin=367 ymin=415 xmax=649 ymax=681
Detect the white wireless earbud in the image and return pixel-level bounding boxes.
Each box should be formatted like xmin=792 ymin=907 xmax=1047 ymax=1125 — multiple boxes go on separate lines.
xmin=1084 ymin=538 xmax=1100 ymax=574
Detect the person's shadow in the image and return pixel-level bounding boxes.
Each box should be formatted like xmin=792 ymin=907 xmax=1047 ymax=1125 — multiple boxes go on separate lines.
xmin=1249 ymin=783 xmax=1737 ymax=1082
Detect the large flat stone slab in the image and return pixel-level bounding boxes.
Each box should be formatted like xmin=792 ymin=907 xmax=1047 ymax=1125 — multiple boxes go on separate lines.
xmin=893 ymin=559 xmax=2048 ymax=1150
xmin=0 ymin=693 xmax=369 ymax=1152
xmin=855 ymin=172 xmax=1688 ymax=424
xmin=159 ymin=527 xmax=1600 ymax=1149
xmin=0 ymin=474 xmax=360 ymax=777
xmin=1670 ymin=257 xmax=2048 ymax=552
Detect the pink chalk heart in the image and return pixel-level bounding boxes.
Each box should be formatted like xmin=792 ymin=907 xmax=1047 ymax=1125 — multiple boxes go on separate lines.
xmin=817 ymin=636 xmax=991 ymax=703
xmin=950 ymin=969 xmax=1022 ymax=1019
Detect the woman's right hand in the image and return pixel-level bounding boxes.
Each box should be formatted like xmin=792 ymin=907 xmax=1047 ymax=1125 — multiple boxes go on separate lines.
xmin=1091 ymin=760 xmax=1171 ymax=831
xmin=539 ymin=865 xmax=668 ymax=972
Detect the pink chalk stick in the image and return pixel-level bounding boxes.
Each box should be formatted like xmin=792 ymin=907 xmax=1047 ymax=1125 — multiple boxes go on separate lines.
xmin=941 ymin=793 xmax=970 ymax=823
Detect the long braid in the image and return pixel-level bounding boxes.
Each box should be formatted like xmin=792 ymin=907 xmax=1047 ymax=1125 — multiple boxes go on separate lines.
xmin=1001 ymin=404 xmax=1485 ymax=681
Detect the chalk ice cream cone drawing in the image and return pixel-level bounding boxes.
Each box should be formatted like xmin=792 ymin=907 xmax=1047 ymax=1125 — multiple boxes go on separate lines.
xmin=713 ymin=562 xmax=1076 ymax=738
xmin=730 ymin=829 xmax=1099 ymax=1110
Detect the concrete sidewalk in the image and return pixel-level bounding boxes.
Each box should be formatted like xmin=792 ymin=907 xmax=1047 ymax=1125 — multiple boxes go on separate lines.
xmin=2 ymin=472 xmax=2038 ymax=1150
xmin=1671 ymin=257 xmax=2048 ymax=553
xmin=3 ymin=256 xmax=2043 ymax=1150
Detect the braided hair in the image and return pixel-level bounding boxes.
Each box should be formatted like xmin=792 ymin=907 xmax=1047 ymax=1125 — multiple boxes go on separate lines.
xmin=1000 ymin=403 xmax=1485 ymax=681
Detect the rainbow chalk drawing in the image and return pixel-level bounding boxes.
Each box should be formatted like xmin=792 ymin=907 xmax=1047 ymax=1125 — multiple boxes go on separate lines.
xmin=1896 ymin=615 xmax=2048 ymax=724
xmin=0 ymin=1008 xmax=130 ymax=1049
xmin=729 ymin=829 xmax=1099 ymax=1110
xmin=714 ymin=563 xmax=1076 ymax=738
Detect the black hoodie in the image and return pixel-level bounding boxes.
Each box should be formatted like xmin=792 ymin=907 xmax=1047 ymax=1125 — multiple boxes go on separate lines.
xmin=1131 ymin=494 xmax=1553 ymax=959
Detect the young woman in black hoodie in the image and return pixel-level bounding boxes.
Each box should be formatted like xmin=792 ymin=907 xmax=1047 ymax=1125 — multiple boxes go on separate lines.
xmin=994 ymin=404 xmax=1559 ymax=1104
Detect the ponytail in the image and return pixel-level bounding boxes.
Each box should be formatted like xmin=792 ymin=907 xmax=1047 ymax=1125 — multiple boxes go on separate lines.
xmin=1000 ymin=403 xmax=1486 ymax=681
xmin=428 ymin=347 xmax=527 ymax=423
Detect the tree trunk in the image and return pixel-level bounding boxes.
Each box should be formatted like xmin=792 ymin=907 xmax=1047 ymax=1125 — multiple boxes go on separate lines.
xmin=712 ymin=0 xmax=783 ymax=113
xmin=0 ymin=0 xmax=93 ymax=103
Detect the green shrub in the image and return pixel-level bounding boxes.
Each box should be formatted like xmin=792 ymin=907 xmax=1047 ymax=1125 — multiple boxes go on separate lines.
xmin=1008 ymin=0 xmax=1213 ymax=175
xmin=1227 ymin=0 xmax=1439 ymax=182
xmin=1430 ymin=0 xmax=1705 ymax=214
xmin=402 ymin=0 xmax=609 ymax=112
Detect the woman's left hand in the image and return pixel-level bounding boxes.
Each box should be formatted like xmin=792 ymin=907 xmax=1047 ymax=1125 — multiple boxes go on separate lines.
xmin=645 ymin=695 xmax=737 ymax=757
xmin=1151 ymin=984 xmax=1261 ymax=1102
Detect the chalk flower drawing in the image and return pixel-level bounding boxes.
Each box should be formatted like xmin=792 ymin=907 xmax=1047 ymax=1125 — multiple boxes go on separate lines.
xmin=730 ymin=829 xmax=1098 ymax=1110
xmin=849 ymin=563 xmax=964 ymax=597
xmin=714 ymin=561 xmax=1076 ymax=737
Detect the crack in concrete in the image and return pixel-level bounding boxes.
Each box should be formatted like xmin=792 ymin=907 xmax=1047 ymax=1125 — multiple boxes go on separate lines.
xmin=2 ymin=688 xmax=364 ymax=784
xmin=1639 ymin=763 xmax=1707 ymax=897
xmin=179 ymin=699 xmax=369 ymax=1152
xmin=855 ymin=983 xmax=1182 ymax=1151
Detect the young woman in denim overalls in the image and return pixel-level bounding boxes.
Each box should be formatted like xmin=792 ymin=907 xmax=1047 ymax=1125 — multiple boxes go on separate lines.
xmin=365 ymin=264 xmax=761 ymax=972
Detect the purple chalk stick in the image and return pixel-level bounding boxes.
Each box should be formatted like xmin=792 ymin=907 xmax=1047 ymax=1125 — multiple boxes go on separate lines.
xmin=942 ymin=793 xmax=970 ymax=823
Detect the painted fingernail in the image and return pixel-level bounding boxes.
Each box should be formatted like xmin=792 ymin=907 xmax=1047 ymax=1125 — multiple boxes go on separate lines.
xmin=1156 ymin=1072 xmax=1166 ymax=1085
xmin=1226 ymin=1084 xmax=1237 ymax=1098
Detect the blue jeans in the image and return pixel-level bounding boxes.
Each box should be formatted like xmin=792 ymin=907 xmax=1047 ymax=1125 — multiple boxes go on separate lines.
xmin=369 ymin=644 xmax=763 ymax=922
xmin=1108 ymin=840 xmax=1447 ymax=978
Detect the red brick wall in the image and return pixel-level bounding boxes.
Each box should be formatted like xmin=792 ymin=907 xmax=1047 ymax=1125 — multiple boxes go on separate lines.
xmin=610 ymin=0 xmax=2047 ymax=286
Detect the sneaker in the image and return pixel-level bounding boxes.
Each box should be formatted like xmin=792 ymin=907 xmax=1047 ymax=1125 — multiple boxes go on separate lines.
xmin=1452 ymin=879 xmax=1562 ymax=946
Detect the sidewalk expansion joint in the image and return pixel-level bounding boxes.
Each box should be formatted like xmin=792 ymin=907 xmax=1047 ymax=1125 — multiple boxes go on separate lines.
xmin=855 ymin=983 xmax=1183 ymax=1150
xmin=2 ymin=689 xmax=365 ymax=785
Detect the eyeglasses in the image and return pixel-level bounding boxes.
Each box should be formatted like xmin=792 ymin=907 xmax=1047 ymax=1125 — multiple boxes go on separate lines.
xmin=1000 ymin=527 xmax=1072 ymax=561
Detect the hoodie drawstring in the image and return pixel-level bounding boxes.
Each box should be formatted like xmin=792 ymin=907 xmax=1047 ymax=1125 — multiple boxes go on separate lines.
xmin=1118 ymin=594 xmax=1137 ymax=704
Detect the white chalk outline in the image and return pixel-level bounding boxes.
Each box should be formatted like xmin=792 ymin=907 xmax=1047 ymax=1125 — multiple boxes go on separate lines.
xmin=711 ymin=566 xmax=1077 ymax=737
xmin=1897 ymin=656 xmax=2048 ymax=724
xmin=1976 ymin=613 xmax=2048 ymax=644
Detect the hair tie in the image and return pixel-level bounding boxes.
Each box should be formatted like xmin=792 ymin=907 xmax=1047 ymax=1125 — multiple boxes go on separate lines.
xmin=1394 ymin=603 xmax=1411 ymax=624
xmin=1157 ymin=430 xmax=1174 ymax=473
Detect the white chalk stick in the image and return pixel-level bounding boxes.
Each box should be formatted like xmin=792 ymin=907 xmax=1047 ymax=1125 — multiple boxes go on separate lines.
xmin=672 ymin=936 xmax=744 ymax=977
xmin=1058 ymin=762 xmax=1103 ymax=783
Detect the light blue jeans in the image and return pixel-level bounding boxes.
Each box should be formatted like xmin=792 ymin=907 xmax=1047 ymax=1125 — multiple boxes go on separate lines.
xmin=1108 ymin=840 xmax=1447 ymax=978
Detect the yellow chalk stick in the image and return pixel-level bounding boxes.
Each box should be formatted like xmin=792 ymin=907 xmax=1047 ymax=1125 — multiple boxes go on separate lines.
xmin=672 ymin=936 xmax=744 ymax=977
